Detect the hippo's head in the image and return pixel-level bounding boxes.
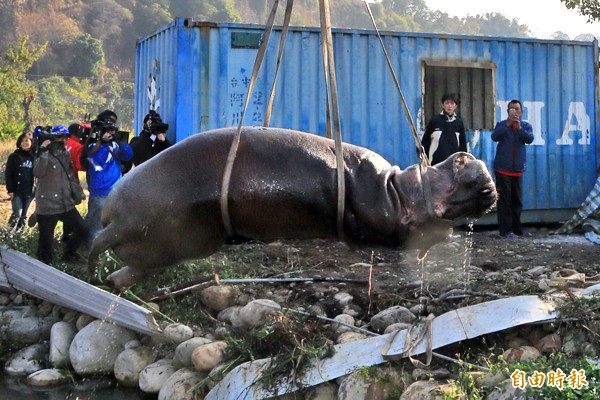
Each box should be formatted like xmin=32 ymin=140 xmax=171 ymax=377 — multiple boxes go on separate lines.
xmin=426 ymin=152 xmax=497 ymax=221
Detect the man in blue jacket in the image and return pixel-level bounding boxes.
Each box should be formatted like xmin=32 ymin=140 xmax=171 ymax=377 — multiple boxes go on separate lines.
xmin=492 ymin=99 xmax=534 ymax=238
xmin=82 ymin=112 xmax=133 ymax=243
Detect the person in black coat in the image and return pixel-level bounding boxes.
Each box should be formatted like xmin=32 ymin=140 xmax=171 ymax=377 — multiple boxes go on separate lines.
xmin=130 ymin=110 xmax=171 ymax=166
xmin=5 ymin=133 xmax=35 ymax=231
xmin=421 ymin=93 xmax=467 ymax=166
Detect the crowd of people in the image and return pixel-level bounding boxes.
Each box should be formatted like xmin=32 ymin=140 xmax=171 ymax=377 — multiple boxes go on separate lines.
xmin=4 ymin=110 xmax=171 ymax=265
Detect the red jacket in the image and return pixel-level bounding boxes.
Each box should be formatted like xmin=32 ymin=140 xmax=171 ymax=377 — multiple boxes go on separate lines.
xmin=66 ymin=136 xmax=84 ymax=176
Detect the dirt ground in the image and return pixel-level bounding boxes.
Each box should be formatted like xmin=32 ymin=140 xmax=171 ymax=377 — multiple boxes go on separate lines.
xmin=208 ymin=222 xmax=600 ymax=318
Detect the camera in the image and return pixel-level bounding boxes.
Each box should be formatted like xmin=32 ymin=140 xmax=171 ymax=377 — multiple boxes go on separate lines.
xmin=508 ymin=109 xmax=517 ymax=118
xmin=37 ymin=125 xmax=54 ymax=141
xmin=79 ymin=117 xmax=130 ymax=144
xmin=146 ymin=110 xmax=168 ymax=134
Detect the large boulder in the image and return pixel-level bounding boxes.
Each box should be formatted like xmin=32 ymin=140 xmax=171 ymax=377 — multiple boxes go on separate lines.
xmin=69 ymin=320 xmax=137 ymax=376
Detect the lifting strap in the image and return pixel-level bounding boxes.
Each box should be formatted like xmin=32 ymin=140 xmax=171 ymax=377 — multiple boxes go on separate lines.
xmin=221 ymin=0 xmax=347 ymax=239
xmin=220 ymin=0 xmax=281 ymax=236
xmin=263 ymin=0 xmax=295 ymax=126
xmin=363 ymin=0 xmax=437 ymax=219
xmin=319 ymin=0 xmax=346 ymax=240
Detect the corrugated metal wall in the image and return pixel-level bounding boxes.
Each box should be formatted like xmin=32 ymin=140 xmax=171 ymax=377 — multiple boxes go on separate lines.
xmin=135 ymin=19 xmax=599 ymax=220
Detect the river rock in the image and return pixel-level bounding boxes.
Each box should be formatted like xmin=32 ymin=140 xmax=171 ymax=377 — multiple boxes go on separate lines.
xmin=336 ymin=331 xmax=368 ymax=344
xmin=49 ymin=321 xmax=77 ymax=368
xmin=139 ymin=358 xmax=177 ymax=394
xmin=338 ymin=366 xmax=407 ymax=400
xmin=191 ymin=341 xmax=228 ymax=372
xmin=200 ymin=285 xmax=238 ymax=311
xmin=4 ymin=343 xmax=49 ymax=376
xmin=331 ymin=314 xmax=355 ymax=334
xmin=113 ymin=345 xmax=156 ymax=387
xmin=8 ymin=316 xmax=54 ymax=345
xmin=173 ymin=337 xmax=213 ymax=369
xmin=304 ymin=382 xmax=338 ymax=400
xmin=399 ymin=380 xmax=455 ymax=399
xmin=370 ymin=306 xmax=416 ymax=333
xmin=158 ymin=367 xmax=207 ymax=400
xmin=502 ymin=346 xmax=541 ymax=362
xmin=25 ymin=368 xmax=73 ymax=386
xmin=217 ymin=306 xmax=244 ymax=328
xmin=334 ymin=292 xmax=354 ymax=307
xmin=69 ymin=320 xmax=137 ymax=376
xmin=163 ymin=323 xmax=194 ymax=344
xmin=239 ymin=299 xmax=281 ymax=328
xmin=535 ymin=333 xmax=562 ymax=354
xmin=75 ymin=314 xmax=95 ymax=331
xmin=383 ymin=322 xmax=411 ymax=334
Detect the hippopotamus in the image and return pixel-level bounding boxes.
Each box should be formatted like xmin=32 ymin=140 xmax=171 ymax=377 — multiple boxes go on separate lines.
xmin=88 ymin=126 xmax=496 ymax=289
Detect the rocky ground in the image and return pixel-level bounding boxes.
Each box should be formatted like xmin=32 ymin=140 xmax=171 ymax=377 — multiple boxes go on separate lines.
xmin=2 ymin=221 xmax=600 ymax=399
xmin=204 ymin=223 xmax=600 ymax=316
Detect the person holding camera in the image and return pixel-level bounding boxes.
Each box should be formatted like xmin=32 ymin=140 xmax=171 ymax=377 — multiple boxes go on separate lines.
xmin=492 ymin=99 xmax=534 ymax=238
xmin=33 ymin=125 xmax=88 ymax=264
xmin=130 ymin=110 xmax=171 ymax=166
xmin=421 ymin=93 xmax=467 ymax=166
xmin=82 ymin=112 xmax=133 ymax=243
xmin=5 ymin=133 xmax=35 ymax=231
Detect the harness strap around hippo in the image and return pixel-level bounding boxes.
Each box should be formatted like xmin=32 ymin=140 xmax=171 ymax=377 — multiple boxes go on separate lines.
xmin=221 ymin=0 xmax=347 ymax=241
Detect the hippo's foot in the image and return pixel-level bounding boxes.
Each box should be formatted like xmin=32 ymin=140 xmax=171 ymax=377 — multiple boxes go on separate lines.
xmin=106 ymin=266 xmax=146 ymax=290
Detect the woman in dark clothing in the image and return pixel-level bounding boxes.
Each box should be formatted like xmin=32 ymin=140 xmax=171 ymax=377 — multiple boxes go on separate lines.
xmin=5 ymin=133 xmax=35 ymax=231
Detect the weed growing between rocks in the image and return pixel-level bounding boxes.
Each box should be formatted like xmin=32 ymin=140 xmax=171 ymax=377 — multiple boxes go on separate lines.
xmin=224 ymin=310 xmax=334 ymax=395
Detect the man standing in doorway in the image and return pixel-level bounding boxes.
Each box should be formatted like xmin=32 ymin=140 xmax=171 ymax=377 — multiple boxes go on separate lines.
xmin=492 ymin=99 xmax=534 ymax=238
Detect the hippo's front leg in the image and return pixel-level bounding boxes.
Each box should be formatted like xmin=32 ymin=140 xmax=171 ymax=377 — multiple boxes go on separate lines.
xmin=106 ymin=266 xmax=147 ymax=290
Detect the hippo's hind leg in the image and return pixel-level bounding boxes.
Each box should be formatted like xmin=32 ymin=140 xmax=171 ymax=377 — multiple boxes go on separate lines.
xmin=87 ymin=224 xmax=148 ymax=289
xmin=105 ymin=266 xmax=146 ymax=291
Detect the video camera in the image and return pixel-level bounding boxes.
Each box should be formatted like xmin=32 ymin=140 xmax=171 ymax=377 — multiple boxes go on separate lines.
xmin=146 ymin=110 xmax=168 ymax=134
xmin=36 ymin=125 xmax=54 ymax=141
xmin=79 ymin=114 xmax=130 ymax=144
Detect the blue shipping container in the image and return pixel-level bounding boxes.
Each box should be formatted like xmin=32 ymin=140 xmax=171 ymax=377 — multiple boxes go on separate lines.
xmin=135 ymin=18 xmax=599 ymax=223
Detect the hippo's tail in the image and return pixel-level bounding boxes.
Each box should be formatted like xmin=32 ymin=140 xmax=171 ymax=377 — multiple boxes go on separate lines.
xmin=87 ymin=223 xmax=119 ymax=282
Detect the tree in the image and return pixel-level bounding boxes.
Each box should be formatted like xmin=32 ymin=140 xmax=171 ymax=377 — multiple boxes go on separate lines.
xmin=0 ymin=37 xmax=46 ymax=131
xmin=561 ymin=0 xmax=600 ymax=22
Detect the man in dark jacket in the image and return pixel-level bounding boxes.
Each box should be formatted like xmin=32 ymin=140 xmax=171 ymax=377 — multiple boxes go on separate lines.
xmin=130 ymin=110 xmax=171 ymax=166
xmin=34 ymin=125 xmax=88 ymax=264
xmin=492 ymin=99 xmax=534 ymax=238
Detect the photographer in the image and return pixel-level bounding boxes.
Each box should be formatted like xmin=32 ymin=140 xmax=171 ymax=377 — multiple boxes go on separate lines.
xmin=82 ymin=112 xmax=133 ymax=242
xmin=130 ymin=110 xmax=171 ymax=166
xmin=33 ymin=125 xmax=88 ymax=264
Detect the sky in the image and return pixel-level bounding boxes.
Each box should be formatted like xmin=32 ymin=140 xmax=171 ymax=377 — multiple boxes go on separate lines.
xmin=424 ymin=0 xmax=600 ymax=40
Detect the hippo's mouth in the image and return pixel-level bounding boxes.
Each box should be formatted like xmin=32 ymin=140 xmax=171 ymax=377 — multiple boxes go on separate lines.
xmin=447 ymin=185 xmax=497 ymax=218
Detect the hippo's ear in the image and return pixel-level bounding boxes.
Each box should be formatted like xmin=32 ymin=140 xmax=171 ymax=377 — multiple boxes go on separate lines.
xmin=452 ymin=153 xmax=472 ymax=173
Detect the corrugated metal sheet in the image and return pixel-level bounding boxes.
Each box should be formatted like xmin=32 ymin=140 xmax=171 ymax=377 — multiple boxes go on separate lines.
xmin=0 ymin=247 xmax=164 ymax=338
xmin=135 ymin=19 xmax=599 ymax=221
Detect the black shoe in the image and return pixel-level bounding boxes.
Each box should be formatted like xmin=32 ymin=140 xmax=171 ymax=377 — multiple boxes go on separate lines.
xmin=514 ymin=230 xmax=532 ymax=237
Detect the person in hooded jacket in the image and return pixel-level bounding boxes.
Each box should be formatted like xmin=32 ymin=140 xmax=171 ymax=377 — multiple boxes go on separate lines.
xmin=33 ymin=125 xmax=88 ymax=264
xmin=5 ymin=133 xmax=35 ymax=231
xmin=130 ymin=110 xmax=171 ymax=166
xmin=82 ymin=114 xmax=133 ymax=243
